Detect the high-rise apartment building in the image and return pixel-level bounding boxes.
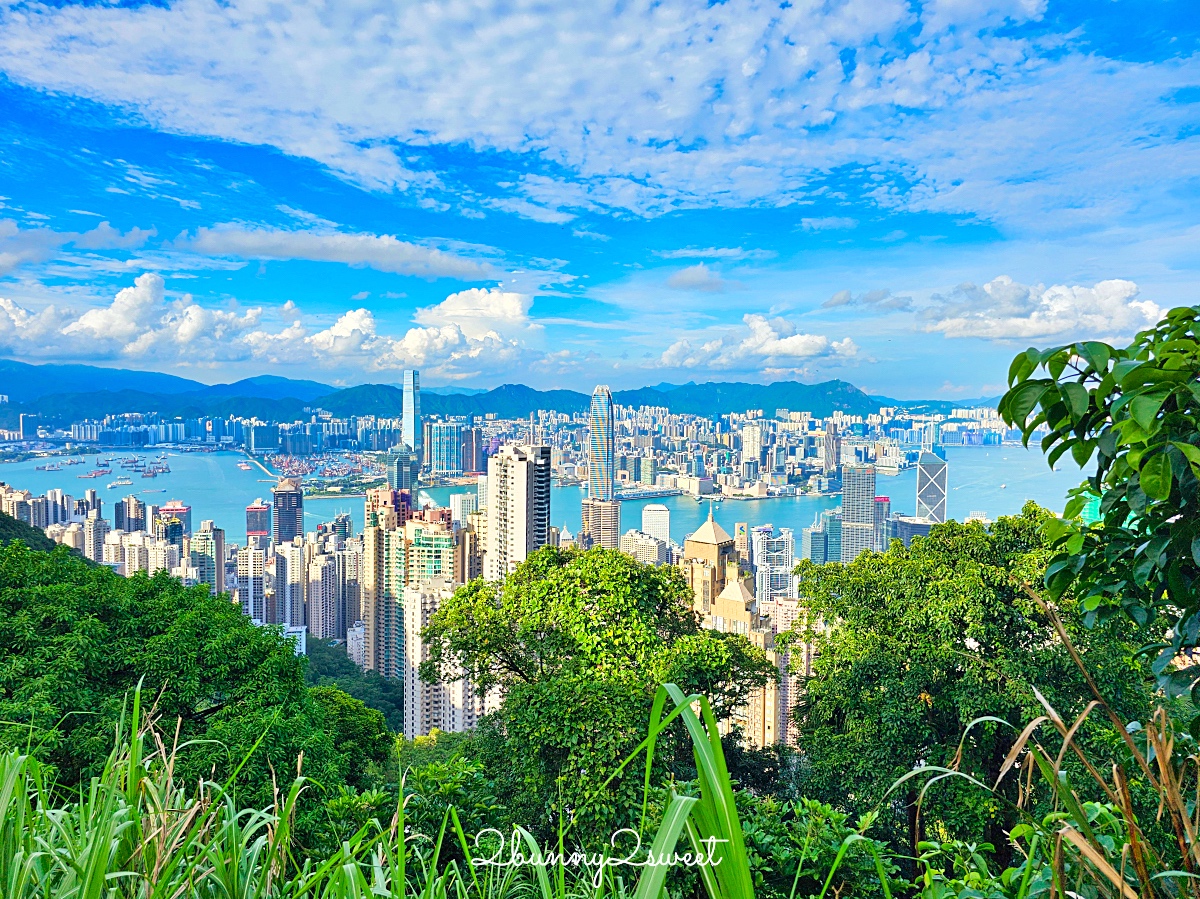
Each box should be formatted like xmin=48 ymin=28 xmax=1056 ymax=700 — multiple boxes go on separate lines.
xmin=361 ymin=519 xmax=408 ymax=678
xmin=449 ymin=491 xmax=477 ymax=526
xmin=276 ymin=538 xmax=307 ymax=629
xmin=246 ymin=498 xmax=271 ymax=549
xmin=620 ymin=529 xmax=668 ymax=565
xmin=406 ymin=518 xmax=457 ymax=584
xmin=403 ymin=579 xmax=483 ymax=739
xmin=82 ymin=509 xmax=109 ymax=562
xmin=484 ymin=444 xmax=551 ymax=580
xmin=916 ymin=450 xmax=948 ymax=523
xmin=114 ymin=495 xmax=146 ymax=533
xmin=307 ymin=553 xmax=340 ymax=640
xmin=588 ymin=386 xmax=615 ymax=501
xmin=190 ymin=520 xmax=225 ymax=596
xmin=580 ymin=497 xmax=620 ymax=550
xmin=751 ymin=526 xmax=796 ymax=602
xmin=237 ymin=545 xmax=266 ymax=622
xmin=641 ymin=504 xmax=670 ymax=544
xmin=403 ymin=369 xmax=422 ymax=464
xmin=431 ymin=421 xmax=464 ymax=476
xmin=742 ymin=425 xmax=763 ymax=465
xmin=272 ymin=478 xmax=304 ymax=545
xmin=840 ymin=464 xmax=876 ymax=563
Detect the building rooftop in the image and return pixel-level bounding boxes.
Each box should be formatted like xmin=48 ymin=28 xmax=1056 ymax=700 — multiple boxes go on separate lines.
xmin=686 ymin=506 xmax=733 ymax=546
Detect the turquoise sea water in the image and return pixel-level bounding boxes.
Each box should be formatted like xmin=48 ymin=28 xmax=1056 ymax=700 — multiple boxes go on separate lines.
xmin=0 ymin=446 xmax=1087 ymax=545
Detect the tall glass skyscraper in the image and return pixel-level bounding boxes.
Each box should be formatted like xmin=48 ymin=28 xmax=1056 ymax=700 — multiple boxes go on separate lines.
xmin=588 ymin=385 xmax=615 ymax=501
xmin=272 ymin=477 xmax=304 ymax=545
xmin=431 ymin=421 xmax=464 ymax=476
xmin=841 ymin=464 xmax=876 ymax=563
xmin=916 ymin=450 xmax=948 ymax=523
xmin=402 ymin=369 xmax=421 ymax=461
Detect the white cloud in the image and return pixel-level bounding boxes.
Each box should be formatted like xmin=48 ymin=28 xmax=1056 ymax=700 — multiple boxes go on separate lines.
xmin=62 ymin=272 xmax=164 ymax=344
xmin=659 ymin=313 xmax=858 ymax=371
xmin=412 ymin=287 xmax=537 ymax=340
xmin=823 ymin=287 xmax=912 ymax=311
xmin=178 ymin=225 xmax=494 ymax=279
xmin=923 ymin=275 xmax=1162 ymax=340
xmin=0 ymin=0 xmax=1192 ymax=230
xmin=0 ymin=219 xmax=159 ymax=276
xmin=656 ymin=247 xmax=776 ymax=261
xmin=667 ymin=263 xmax=728 ymax=293
xmin=800 ymin=217 xmax=859 ymax=232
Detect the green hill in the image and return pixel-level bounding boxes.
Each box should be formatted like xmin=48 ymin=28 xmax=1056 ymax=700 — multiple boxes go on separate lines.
xmin=0 ymin=510 xmax=57 ymax=551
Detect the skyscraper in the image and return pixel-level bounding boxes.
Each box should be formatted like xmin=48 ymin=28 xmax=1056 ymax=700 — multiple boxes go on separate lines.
xmin=403 ymin=369 xmax=422 ymax=463
xmin=386 ymin=446 xmax=419 ymax=491
xmin=742 ymin=425 xmax=763 ymax=465
xmin=115 ymin=495 xmax=146 ymax=533
xmin=841 ymin=464 xmax=877 ymax=563
xmin=450 ymin=491 xmax=478 ymax=526
xmin=751 ymin=526 xmax=796 ymax=602
xmin=158 ymin=499 xmax=192 ymax=536
xmin=641 ymin=504 xmax=670 ymax=544
xmin=431 ymin=421 xmax=464 ymax=476
xmin=237 ymin=545 xmax=266 ymax=622
xmin=580 ymin=497 xmax=620 ymax=549
xmin=874 ymin=495 xmax=892 ymax=551
xmin=485 ymin=444 xmax=551 ymax=580
xmin=190 ymin=520 xmax=225 ymax=596
xmin=404 ymin=579 xmax=483 ymax=739
xmin=800 ymin=518 xmax=827 ymax=564
xmin=822 ymin=421 xmax=841 ymax=473
xmin=307 ymin=553 xmax=340 ymax=639
xmin=588 ymin=385 xmax=615 ymax=501
xmin=272 ymin=478 xmax=304 ymax=545
xmin=276 ymin=538 xmax=307 ymax=629
xmin=916 ymin=450 xmax=948 ymax=523
xmin=246 ymin=498 xmax=271 ymax=549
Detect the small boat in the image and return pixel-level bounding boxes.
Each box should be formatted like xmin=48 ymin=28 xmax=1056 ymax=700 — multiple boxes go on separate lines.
xmin=108 ymin=477 xmax=133 ymax=488
xmin=1000 ymin=484 xmax=1007 ymax=489
xmin=237 ymin=462 xmax=252 ymax=471
xmin=142 ymin=470 xmax=157 ymax=478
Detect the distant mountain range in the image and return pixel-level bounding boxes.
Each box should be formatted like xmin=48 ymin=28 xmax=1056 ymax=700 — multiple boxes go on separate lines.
xmin=0 ymin=359 xmax=997 ymax=429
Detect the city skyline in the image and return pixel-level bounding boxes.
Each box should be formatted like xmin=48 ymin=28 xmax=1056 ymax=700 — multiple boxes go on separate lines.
xmin=0 ymin=1 xmax=1195 ymax=397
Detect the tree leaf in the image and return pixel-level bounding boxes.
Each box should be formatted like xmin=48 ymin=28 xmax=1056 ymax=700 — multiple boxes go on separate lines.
xmin=1077 ymin=341 xmax=1113 ymax=373
xmin=1140 ymin=452 xmax=1173 ymax=501
xmin=1061 ymin=382 xmax=1089 ymax=419
xmin=1130 ymin=390 xmax=1169 ymax=431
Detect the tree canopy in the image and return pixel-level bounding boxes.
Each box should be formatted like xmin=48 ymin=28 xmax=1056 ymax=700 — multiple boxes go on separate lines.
xmin=0 ymin=541 xmax=382 ymax=818
xmin=422 ymin=546 xmax=777 ymax=840
xmin=783 ymin=505 xmax=1153 ymax=862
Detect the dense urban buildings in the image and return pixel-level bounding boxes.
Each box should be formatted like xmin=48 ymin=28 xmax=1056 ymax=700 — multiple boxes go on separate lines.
xmin=6 ymin=364 xmax=1018 ymax=747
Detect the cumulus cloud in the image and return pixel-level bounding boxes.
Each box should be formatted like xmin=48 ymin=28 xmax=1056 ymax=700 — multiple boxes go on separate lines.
xmin=667 ymin=263 xmax=728 ymax=293
xmin=0 ymin=274 xmax=547 ymax=381
xmin=823 ymin=288 xmax=912 ymax=311
xmin=923 ymin=276 xmax=1162 ymax=340
xmin=659 ymin=314 xmax=857 ymax=371
xmin=412 ymin=287 xmax=537 ymax=340
xmin=179 ymin=225 xmax=494 ymax=280
xmin=0 ymin=219 xmax=156 ymax=276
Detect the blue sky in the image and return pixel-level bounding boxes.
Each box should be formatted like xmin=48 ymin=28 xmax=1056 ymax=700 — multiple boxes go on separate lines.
xmin=0 ymin=0 xmax=1197 ymax=398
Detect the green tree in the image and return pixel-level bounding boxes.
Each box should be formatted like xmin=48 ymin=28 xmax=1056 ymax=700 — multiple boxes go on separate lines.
xmin=309 ymin=686 xmax=391 ymax=790
xmin=783 ymin=507 xmax=1152 ymax=863
xmin=421 ymin=546 xmax=776 ymax=841
xmin=997 ymin=306 xmax=1200 ymax=702
xmin=306 ymin=636 xmax=405 ymax=731
xmin=0 ymin=541 xmax=343 ymax=814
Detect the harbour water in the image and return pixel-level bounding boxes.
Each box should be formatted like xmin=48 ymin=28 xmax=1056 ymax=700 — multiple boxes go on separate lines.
xmin=0 ymin=446 xmax=1087 ymax=546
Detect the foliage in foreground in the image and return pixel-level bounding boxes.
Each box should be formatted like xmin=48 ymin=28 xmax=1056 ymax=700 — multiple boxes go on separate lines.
xmin=998 ymin=304 xmax=1200 ymax=700
xmin=0 ymin=685 xmax=816 ymax=899
xmin=422 ymin=546 xmax=779 ymax=841
xmin=784 ymin=504 xmax=1154 ymax=864
xmin=0 ymin=540 xmax=388 ymax=830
